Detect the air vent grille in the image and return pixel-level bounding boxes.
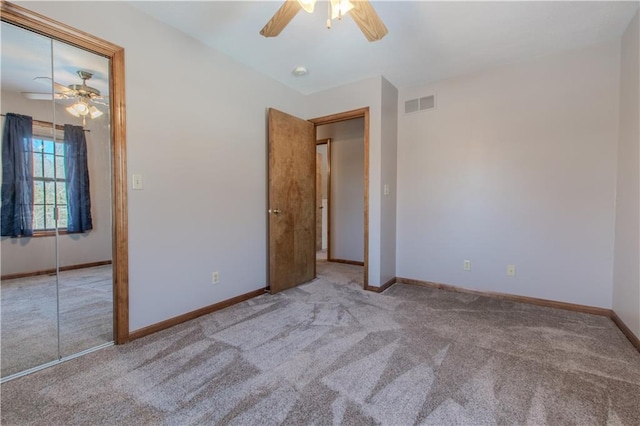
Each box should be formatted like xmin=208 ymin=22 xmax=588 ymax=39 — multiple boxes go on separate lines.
xmin=404 ymin=99 xmax=419 ymax=114
xmin=419 ymin=95 xmax=435 ymax=110
xmin=404 ymin=94 xmax=436 ymax=114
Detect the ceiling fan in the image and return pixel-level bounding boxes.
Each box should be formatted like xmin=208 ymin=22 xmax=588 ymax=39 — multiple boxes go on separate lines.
xmin=23 ymin=70 xmax=108 ymax=123
xmin=260 ymin=0 xmax=388 ymax=42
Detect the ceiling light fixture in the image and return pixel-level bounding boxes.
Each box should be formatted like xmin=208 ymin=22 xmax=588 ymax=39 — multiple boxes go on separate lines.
xmin=30 ymin=70 xmax=108 ymax=126
xmin=297 ymin=0 xmax=316 ymax=13
xmin=89 ymin=105 xmax=104 ymax=119
xmin=66 ymin=100 xmax=89 ymax=117
xmin=330 ymin=0 xmax=354 ymax=20
xmin=261 ymin=0 xmax=387 ymax=42
xmin=298 ymin=0 xmax=354 ymax=30
xmin=66 ymin=97 xmax=103 ymax=125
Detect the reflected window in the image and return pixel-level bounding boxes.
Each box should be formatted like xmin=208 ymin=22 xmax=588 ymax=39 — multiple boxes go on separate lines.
xmin=30 ymin=123 xmax=67 ymax=232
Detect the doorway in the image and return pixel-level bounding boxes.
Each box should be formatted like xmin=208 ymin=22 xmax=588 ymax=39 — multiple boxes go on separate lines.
xmin=266 ymin=107 xmax=369 ymax=293
xmin=311 ymin=108 xmax=369 ymax=288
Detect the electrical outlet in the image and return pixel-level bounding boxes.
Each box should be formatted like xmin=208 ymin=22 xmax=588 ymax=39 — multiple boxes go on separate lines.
xmin=507 ymin=265 xmax=516 ymax=277
xmin=212 ymin=271 xmax=219 ymax=284
xmin=463 ymin=260 xmax=471 ymax=271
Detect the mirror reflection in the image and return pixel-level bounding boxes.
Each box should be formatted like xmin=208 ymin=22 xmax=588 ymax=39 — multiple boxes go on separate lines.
xmin=1 ymin=21 xmax=113 ymax=379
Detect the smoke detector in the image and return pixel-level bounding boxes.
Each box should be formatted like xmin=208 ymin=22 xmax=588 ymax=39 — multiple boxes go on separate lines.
xmin=292 ymin=66 xmax=308 ymax=77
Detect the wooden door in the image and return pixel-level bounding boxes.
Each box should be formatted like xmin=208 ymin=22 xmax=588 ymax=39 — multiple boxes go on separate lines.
xmin=316 ymin=152 xmax=322 ymax=251
xmin=268 ymin=108 xmax=316 ymax=293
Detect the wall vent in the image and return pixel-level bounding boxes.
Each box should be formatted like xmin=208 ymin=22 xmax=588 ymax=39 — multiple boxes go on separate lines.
xmin=404 ymin=99 xmax=419 ymax=114
xmin=404 ymin=94 xmax=436 ymax=114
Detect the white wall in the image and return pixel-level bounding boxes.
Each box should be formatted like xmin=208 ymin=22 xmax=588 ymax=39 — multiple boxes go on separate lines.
xmin=380 ymin=77 xmax=398 ymax=285
xmin=397 ymin=41 xmax=621 ymax=308
xmin=0 ymin=91 xmax=112 ymax=275
xmin=318 ymin=119 xmax=365 ymax=263
xmin=20 ymin=1 xmax=306 ymax=331
xmin=613 ymin=11 xmax=640 ymax=338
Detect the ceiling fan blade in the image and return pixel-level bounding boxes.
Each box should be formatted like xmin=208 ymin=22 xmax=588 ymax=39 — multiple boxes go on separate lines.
xmin=260 ymin=0 xmax=302 ymax=37
xmin=349 ymin=0 xmax=388 ymax=42
xmin=33 ymin=76 xmax=74 ymax=95
xmin=21 ymin=92 xmax=68 ymax=100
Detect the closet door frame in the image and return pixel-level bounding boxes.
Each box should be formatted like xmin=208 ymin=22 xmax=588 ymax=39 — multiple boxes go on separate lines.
xmin=0 ymin=1 xmax=129 ymax=344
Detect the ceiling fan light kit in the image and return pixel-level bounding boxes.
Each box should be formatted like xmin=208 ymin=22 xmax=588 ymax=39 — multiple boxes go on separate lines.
xmin=260 ymin=0 xmax=387 ymax=42
xmin=298 ymin=0 xmax=316 ymax=13
xmin=66 ymin=101 xmax=89 ymax=117
xmin=297 ymin=0 xmax=353 ymax=19
xmin=329 ymin=0 xmax=354 ymax=20
xmin=89 ymin=106 xmax=103 ymax=119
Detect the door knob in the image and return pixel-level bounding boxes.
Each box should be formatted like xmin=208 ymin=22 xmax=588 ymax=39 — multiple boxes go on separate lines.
xmin=269 ymin=209 xmax=282 ymax=215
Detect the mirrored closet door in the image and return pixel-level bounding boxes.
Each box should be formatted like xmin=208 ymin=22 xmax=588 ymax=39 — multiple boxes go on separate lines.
xmin=1 ymin=21 xmax=114 ymax=380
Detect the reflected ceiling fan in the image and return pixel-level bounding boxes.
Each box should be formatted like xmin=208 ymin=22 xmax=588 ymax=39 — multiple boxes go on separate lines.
xmin=24 ymin=70 xmax=108 ymax=124
xmin=260 ymin=0 xmax=388 ymax=42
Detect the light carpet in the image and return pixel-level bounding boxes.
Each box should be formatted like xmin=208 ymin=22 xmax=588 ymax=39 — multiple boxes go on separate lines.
xmin=1 ymin=260 xmax=638 ymax=425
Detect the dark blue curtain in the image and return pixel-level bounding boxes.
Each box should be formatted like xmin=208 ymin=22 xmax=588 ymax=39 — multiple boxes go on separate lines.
xmin=64 ymin=124 xmax=92 ymax=233
xmin=1 ymin=113 xmax=34 ymax=237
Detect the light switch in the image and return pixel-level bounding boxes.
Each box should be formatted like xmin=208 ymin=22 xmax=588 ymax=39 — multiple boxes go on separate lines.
xmin=384 ymin=184 xmax=390 ymax=196
xmin=132 ymin=174 xmax=143 ymax=190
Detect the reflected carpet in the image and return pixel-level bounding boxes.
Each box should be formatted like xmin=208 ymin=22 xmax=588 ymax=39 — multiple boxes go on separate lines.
xmin=1 ymin=265 xmax=113 ymax=377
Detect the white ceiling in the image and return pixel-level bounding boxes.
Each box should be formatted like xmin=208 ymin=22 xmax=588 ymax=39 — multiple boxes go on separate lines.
xmin=129 ymin=1 xmax=639 ymax=94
